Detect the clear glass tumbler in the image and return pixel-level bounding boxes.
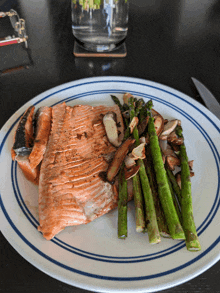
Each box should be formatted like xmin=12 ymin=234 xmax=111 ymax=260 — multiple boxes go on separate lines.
xmin=71 ymin=0 xmax=129 ymax=52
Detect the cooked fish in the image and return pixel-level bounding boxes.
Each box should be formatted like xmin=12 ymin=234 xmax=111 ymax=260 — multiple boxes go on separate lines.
xmin=12 ymin=106 xmax=52 ymax=185
xmin=37 ymin=102 xmax=124 ymax=240
xmin=11 ymin=106 xmax=40 ymax=184
xmin=29 ymin=106 xmax=52 ymax=169
xmin=12 ymin=106 xmax=35 ymax=159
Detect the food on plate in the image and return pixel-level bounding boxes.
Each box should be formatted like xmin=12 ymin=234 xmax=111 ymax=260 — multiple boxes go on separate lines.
xmin=29 ymin=106 xmax=52 ymax=169
xmin=144 ymin=146 xmax=170 ymax=238
xmin=118 ymin=165 xmax=128 ymax=239
xmin=12 ymin=102 xmax=124 ymax=240
xmin=176 ymin=125 xmax=201 ymax=251
xmin=110 ymin=93 xmax=201 ymax=251
xmin=38 ymin=102 xmax=126 ymax=240
xmin=106 ymin=137 xmax=135 ymax=183
xmin=11 ymin=93 xmax=201 ymax=251
xmin=103 ymin=111 xmax=122 ymax=147
xmin=11 ymin=106 xmax=40 ymax=184
xmin=128 ymin=97 xmax=161 ymax=243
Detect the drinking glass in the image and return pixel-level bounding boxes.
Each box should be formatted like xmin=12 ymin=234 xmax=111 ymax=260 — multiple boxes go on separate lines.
xmin=71 ymin=0 xmax=129 ymax=52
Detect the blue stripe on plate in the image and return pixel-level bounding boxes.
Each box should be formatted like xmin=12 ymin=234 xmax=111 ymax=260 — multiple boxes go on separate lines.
xmin=1 ymin=78 xmax=220 ymax=279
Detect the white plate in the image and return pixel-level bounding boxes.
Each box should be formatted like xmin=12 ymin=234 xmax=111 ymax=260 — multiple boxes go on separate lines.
xmin=0 ymin=76 xmax=220 ymax=293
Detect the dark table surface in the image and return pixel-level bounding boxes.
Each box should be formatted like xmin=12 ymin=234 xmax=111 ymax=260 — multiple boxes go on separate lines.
xmin=1 ymin=0 xmax=220 ymax=292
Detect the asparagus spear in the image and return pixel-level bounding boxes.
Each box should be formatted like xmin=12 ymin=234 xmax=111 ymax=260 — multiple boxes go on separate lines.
xmin=176 ymin=125 xmax=201 ymax=251
xmin=118 ymin=165 xmax=128 ymax=239
xmin=110 ymin=95 xmax=145 ymax=233
xmin=146 ymin=100 xmax=185 ymax=240
xmin=111 ymin=95 xmax=124 ymax=112
xmin=132 ymin=173 xmax=146 ymax=233
xmin=129 ymin=97 xmax=161 ymax=244
xmin=111 ymin=95 xmax=129 ymax=128
xmin=166 ymin=168 xmax=182 ymax=205
xmin=145 ymin=148 xmax=170 ymax=238
xmin=166 ymin=171 xmax=182 ymax=223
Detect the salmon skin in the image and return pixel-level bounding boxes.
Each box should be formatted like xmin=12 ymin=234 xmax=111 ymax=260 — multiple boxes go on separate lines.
xmin=38 ymin=102 xmax=124 ymax=240
xmin=11 ymin=106 xmax=52 ymax=184
xmin=12 ymin=106 xmax=35 ymax=159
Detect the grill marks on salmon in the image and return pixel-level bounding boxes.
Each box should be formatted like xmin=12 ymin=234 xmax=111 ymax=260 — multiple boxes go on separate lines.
xmin=38 ymin=102 xmax=123 ymax=240
xmin=11 ymin=106 xmax=52 ymax=184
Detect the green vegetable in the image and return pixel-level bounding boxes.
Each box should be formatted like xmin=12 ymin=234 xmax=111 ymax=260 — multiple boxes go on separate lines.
xmin=166 ymin=168 xmax=182 ymax=205
xmin=118 ymin=166 xmax=128 ymax=239
xmin=145 ymin=148 xmax=170 ymax=238
xmin=146 ymin=100 xmax=185 ymax=240
xmin=166 ymin=170 xmax=182 ymax=223
xmin=111 ymin=95 xmax=124 ymax=112
xmin=132 ymin=173 xmax=145 ymax=232
xmin=176 ymin=126 xmax=201 ymax=251
xmin=129 ymin=97 xmax=161 ymax=244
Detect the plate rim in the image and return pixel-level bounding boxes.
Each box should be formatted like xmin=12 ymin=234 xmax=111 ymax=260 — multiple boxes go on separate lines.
xmin=1 ymin=76 xmax=220 ymax=293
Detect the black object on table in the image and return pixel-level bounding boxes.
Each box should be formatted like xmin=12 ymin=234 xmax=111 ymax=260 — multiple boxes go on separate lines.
xmin=1 ymin=0 xmax=220 ymax=292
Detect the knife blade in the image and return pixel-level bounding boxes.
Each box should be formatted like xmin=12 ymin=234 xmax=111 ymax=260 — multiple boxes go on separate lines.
xmin=191 ymin=77 xmax=220 ymax=120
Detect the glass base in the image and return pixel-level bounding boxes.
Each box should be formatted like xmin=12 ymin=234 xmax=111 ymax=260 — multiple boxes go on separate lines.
xmin=74 ymin=37 xmax=126 ymax=53
xmin=73 ymin=41 xmax=127 ymax=58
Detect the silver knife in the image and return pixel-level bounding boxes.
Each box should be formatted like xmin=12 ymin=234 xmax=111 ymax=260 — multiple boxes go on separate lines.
xmin=191 ymin=77 xmax=220 ymax=120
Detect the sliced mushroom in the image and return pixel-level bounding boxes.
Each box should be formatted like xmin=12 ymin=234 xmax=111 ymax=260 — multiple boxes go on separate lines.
xmin=124 ymin=165 xmax=140 ymax=180
xmin=124 ymin=154 xmax=136 ymax=168
xmin=154 ymin=115 xmax=164 ymax=136
xmin=166 ymin=155 xmax=181 ymax=171
xmin=172 ymin=144 xmax=180 ymax=153
xmin=139 ymin=136 xmax=146 ymax=144
xmin=190 ymin=171 xmax=195 ymax=177
xmin=129 ymin=116 xmax=139 ymax=134
xmin=132 ymin=143 xmax=146 ymax=160
xmin=128 ymin=152 xmax=139 ymax=160
xmin=161 ymin=120 xmax=178 ymax=137
xmin=159 ymin=139 xmax=168 ymax=153
xmin=160 ymin=139 xmax=177 ymax=157
xmin=188 ymin=160 xmax=194 ymax=170
xmin=151 ymin=108 xmax=163 ymax=118
xmin=167 ymin=131 xmax=184 ymax=145
xmin=163 ymin=147 xmax=177 ymax=157
xmin=103 ymin=112 xmax=121 ymax=147
xmin=159 ymin=135 xmax=168 ymax=141
xmin=167 ymin=131 xmax=178 ymax=142
xmin=107 ymin=137 xmax=135 ymax=182
xmin=137 ymin=116 xmax=149 ymax=136
xmin=123 ymin=93 xmax=133 ymax=105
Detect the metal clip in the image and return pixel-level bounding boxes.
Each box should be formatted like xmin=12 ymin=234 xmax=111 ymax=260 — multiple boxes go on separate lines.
xmin=0 ymin=9 xmax=28 ymax=48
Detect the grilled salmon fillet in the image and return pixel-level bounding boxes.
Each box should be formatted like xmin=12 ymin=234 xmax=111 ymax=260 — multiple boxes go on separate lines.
xmin=38 ymin=102 xmax=124 ymax=240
